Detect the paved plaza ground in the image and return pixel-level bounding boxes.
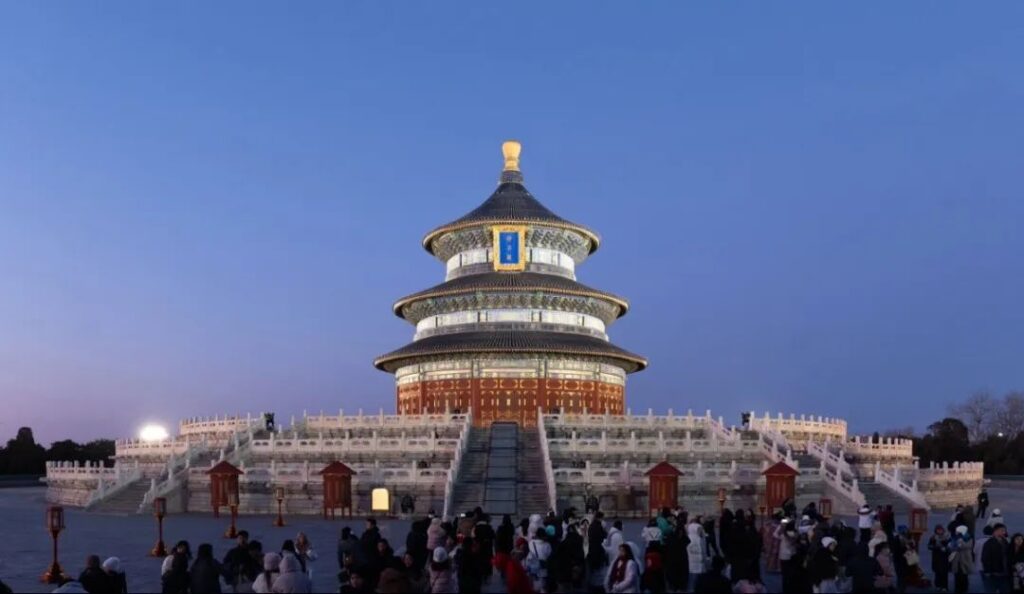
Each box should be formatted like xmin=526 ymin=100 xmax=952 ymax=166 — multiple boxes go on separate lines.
xmin=1 ymin=486 xmax=1021 ymax=593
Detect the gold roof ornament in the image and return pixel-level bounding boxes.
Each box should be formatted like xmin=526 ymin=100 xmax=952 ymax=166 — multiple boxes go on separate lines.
xmin=502 ymin=140 xmax=521 ymax=172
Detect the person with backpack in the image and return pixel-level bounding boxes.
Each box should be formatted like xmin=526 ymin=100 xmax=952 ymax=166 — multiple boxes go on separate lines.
xmin=526 ymin=528 xmax=553 ymax=593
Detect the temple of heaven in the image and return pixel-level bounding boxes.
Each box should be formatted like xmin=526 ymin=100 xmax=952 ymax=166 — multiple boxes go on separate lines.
xmin=374 ymin=141 xmax=647 ymax=426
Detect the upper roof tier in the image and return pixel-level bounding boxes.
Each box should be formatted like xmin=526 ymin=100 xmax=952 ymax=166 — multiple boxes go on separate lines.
xmin=422 ymin=141 xmax=601 ymax=257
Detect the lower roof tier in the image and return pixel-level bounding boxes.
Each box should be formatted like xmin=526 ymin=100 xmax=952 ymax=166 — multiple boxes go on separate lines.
xmin=373 ymin=330 xmax=648 ymax=374
xmin=393 ymin=271 xmax=629 ymax=322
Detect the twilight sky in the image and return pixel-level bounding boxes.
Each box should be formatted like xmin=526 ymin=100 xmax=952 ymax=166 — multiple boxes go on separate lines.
xmin=1 ymin=4 xmax=1022 ymax=444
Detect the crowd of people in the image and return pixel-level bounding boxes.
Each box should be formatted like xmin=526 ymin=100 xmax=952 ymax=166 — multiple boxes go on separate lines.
xmin=46 ymin=529 xmax=320 ymax=593
xmin=20 ymin=486 xmax=1024 ymax=593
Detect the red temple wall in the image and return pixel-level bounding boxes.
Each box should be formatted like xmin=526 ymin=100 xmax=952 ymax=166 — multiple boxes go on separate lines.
xmin=396 ymin=377 xmax=625 ymax=426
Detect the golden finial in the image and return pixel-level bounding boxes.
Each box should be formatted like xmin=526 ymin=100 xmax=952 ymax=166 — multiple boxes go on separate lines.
xmin=502 ymin=140 xmax=521 ymax=172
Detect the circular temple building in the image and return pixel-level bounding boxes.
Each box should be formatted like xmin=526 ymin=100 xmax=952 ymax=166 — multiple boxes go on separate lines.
xmin=375 ymin=141 xmax=647 ymax=426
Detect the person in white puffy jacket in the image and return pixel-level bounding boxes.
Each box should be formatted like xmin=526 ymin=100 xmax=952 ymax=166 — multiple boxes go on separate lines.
xmin=606 ymin=543 xmax=640 ymax=593
xmin=686 ymin=519 xmax=709 ymax=576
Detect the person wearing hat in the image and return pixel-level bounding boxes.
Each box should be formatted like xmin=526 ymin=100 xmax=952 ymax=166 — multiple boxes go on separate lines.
xmin=857 ymin=505 xmax=875 ymax=545
xmin=252 ymin=553 xmax=280 ymax=594
xmin=809 ymin=536 xmax=839 ymax=593
xmin=981 ymin=523 xmax=1011 ymax=594
xmin=950 ymin=525 xmax=975 ymax=594
xmin=428 ymin=547 xmax=457 ymax=594
xmin=986 ymin=508 xmax=1004 ymax=529
xmin=101 ymin=557 xmax=127 ymax=594
xmin=928 ymin=524 xmax=952 ymax=593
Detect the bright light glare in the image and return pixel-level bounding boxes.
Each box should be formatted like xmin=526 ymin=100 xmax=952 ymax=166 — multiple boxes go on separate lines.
xmin=139 ymin=424 xmax=169 ymax=442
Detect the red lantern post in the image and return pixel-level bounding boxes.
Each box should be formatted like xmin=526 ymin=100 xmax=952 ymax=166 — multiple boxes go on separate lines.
xmin=910 ymin=508 xmax=928 ymax=551
xmin=819 ymin=497 xmax=833 ymax=520
xmin=150 ymin=497 xmax=168 ymax=557
xmin=225 ymin=491 xmax=239 ymax=539
xmin=41 ymin=506 xmax=66 ymax=584
xmin=273 ymin=486 xmax=286 ymax=527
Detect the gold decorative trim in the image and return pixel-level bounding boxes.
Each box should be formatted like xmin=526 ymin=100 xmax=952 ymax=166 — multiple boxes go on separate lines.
xmin=491 ymin=225 xmax=527 ymax=271
xmin=392 ymin=284 xmax=629 ymax=319
xmin=423 ymin=218 xmax=601 ymax=256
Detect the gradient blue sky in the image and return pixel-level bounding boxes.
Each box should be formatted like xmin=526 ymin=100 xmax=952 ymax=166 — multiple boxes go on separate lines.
xmin=2 ymin=4 xmax=1022 ymax=444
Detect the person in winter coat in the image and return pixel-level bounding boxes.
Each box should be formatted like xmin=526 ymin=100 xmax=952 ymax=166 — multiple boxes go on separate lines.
xmin=857 ymin=505 xmax=875 ymax=544
xmin=687 ymin=518 xmax=710 ymax=577
xmin=587 ymin=518 xmax=610 ymax=591
xmin=641 ymin=518 xmax=663 ymax=547
xmin=928 ymin=524 xmax=952 ymax=592
xmin=605 ymin=520 xmax=625 ymax=552
xmin=1009 ymin=533 xmax=1024 ymax=593
xmin=402 ymin=551 xmax=428 ymax=593
xmin=809 ymin=536 xmax=839 ymax=593
xmin=642 ymin=541 xmax=665 ymax=594
xmin=606 ymin=543 xmax=640 ymax=593
xmin=294 ymin=533 xmax=317 ymax=581
xmin=271 ymin=553 xmax=311 ymax=594
xmin=664 ymin=517 xmax=690 ymax=592
xmin=407 ymin=518 xmax=431 ymax=569
xmin=337 ymin=527 xmax=360 ymax=570
xmin=873 ymin=541 xmax=896 ymax=592
xmin=950 ymin=525 xmax=975 ymax=594
xmin=428 ymin=547 xmax=458 ymax=594
xmin=774 ymin=518 xmax=800 ymax=593
xmin=987 ymin=509 xmax=1006 ymax=530
xmin=526 ymin=530 xmax=553 ymax=593
xmin=359 ymin=519 xmax=382 ymax=572
xmin=101 ymin=557 xmax=128 ymax=594
xmin=426 ymin=518 xmax=447 ymax=552
xmin=978 ymin=489 xmax=991 ymax=519
xmin=190 ymin=543 xmax=224 ymax=594
xmin=496 ymin=515 xmax=515 ymax=554
xmin=223 ymin=531 xmax=257 ymax=592
xmin=252 ymin=553 xmax=281 ymax=594
xmin=555 ymin=523 xmax=586 ymax=591
xmin=78 ymin=555 xmax=110 ymax=594
xmin=493 ymin=551 xmax=534 ymax=594
xmin=982 ymin=523 xmax=1011 ymax=594
xmin=162 ymin=552 xmax=191 ymax=594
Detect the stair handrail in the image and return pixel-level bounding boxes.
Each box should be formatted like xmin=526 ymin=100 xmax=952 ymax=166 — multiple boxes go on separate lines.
xmin=141 ymin=430 xmax=229 ymax=510
xmin=808 ymin=441 xmax=867 ymax=507
xmin=537 ymin=407 xmax=558 ymax=513
xmin=84 ymin=461 xmax=142 ymax=509
xmin=442 ymin=408 xmax=473 ymax=519
xmin=874 ymin=463 xmax=930 ymax=510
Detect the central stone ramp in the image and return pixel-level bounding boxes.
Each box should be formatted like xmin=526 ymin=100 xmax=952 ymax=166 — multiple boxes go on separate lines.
xmin=482 ymin=422 xmax=519 ymax=515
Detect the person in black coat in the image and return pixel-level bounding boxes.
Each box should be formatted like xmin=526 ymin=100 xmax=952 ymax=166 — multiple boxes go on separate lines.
xmin=928 ymin=525 xmax=952 ymax=592
xmin=406 ymin=518 xmax=430 ymax=569
xmin=981 ymin=524 xmax=1011 ymax=594
xmin=162 ymin=552 xmax=191 ymax=594
xmin=222 ymin=531 xmax=258 ymax=591
xmin=846 ymin=543 xmax=879 ymax=594
xmin=495 ymin=514 xmax=515 ymax=554
xmin=189 ymin=543 xmax=223 ymax=594
xmin=665 ymin=515 xmax=690 ymax=592
xmin=78 ymin=555 xmax=111 ymax=594
xmin=555 ymin=523 xmax=586 ymax=591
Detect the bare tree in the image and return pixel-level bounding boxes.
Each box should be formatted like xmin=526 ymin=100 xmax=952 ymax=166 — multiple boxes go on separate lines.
xmin=948 ymin=391 xmax=996 ymax=443
xmin=992 ymin=391 xmax=1024 ymax=438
